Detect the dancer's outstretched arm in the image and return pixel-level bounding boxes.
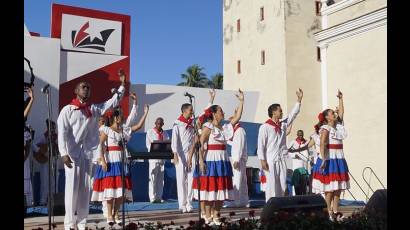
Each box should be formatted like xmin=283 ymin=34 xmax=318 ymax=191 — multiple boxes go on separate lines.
xmin=230 ymin=89 xmax=244 ymax=126
xmin=131 ymin=105 xmax=149 ymax=132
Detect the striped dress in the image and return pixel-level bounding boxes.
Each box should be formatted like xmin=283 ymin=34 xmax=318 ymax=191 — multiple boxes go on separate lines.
xmin=312 ymin=124 xmax=350 ymax=193
xmin=91 ymin=126 xmax=133 ymax=201
xmin=192 ymin=122 xmax=234 ymax=201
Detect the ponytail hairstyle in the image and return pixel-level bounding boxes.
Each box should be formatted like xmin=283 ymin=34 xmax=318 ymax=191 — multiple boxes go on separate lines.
xmin=198 ymin=105 xmax=219 ymax=127
xmin=314 ymin=109 xmax=332 ymax=134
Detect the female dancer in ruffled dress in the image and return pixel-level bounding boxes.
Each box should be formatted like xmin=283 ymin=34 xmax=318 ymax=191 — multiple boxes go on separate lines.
xmin=192 ymin=89 xmax=244 ymax=225
xmin=311 ymin=90 xmax=349 ymax=221
xmin=91 ymin=97 xmax=149 ymax=224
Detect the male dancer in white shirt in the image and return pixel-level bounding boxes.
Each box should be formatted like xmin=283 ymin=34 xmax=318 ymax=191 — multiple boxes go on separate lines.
xmin=225 ymin=109 xmax=249 ymax=207
xmin=257 ymin=89 xmax=303 ymax=202
xmin=171 ymin=103 xmax=195 ymax=213
xmin=57 ymin=71 xmax=125 ymax=230
xmin=146 ymin=117 xmax=170 ymax=203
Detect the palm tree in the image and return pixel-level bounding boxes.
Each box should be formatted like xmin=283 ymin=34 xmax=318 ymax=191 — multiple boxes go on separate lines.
xmin=177 ymin=65 xmax=211 ymax=88
xmin=210 ymin=73 xmax=223 ymax=89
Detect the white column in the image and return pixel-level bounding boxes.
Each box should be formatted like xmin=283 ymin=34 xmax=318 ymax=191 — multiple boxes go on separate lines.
xmin=320 ymin=0 xmax=329 ymax=110
xmin=320 ymin=45 xmax=328 ymax=110
xmin=320 ymin=0 xmax=328 ymax=29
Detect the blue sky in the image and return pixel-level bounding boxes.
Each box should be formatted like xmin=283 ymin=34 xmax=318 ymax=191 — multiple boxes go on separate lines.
xmin=24 ymin=0 xmax=223 ymax=85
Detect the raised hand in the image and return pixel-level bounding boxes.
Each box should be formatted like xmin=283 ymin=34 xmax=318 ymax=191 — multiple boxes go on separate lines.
xmin=118 ymin=69 xmax=126 ymax=85
xmin=337 ymin=89 xmax=343 ymax=99
xmin=130 ymin=92 xmax=137 ymax=104
xmin=143 ymin=104 xmax=149 ymax=114
xmin=26 ymin=87 xmax=33 ymax=98
xmin=235 ymin=88 xmax=244 ymax=102
xmin=209 ymin=88 xmax=216 ymax=99
xmin=296 ymin=88 xmax=303 ymax=102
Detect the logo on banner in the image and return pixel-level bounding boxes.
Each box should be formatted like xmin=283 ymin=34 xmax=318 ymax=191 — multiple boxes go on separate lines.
xmin=60 ymin=14 xmax=122 ymax=55
xmin=71 ymin=22 xmax=114 ymax=52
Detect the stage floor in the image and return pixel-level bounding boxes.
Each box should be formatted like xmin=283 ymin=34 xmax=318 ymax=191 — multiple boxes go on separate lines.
xmin=24 ymin=205 xmax=364 ymax=230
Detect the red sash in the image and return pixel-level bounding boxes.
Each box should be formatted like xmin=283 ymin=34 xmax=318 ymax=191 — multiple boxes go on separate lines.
xmin=207 ymin=144 xmax=226 ymax=150
xmin=107 ymin=146 xmax=122 ymax=152
xmin=230 ymin=123 xmax=241 ymax=141
xmin=177 ymin=115 xmax=194 ymax=129
xmin=296 ymin=137 xmax=306 ymax=145
xmin=70 ymin=98 xmax=92 ymax=118
xmin=265 ymin=119 xmax=281 ymax=133
xmin=327 ymin=144 xmax=343 ymax=149
xmin=153 ymin=128 xmax=164 ymax=140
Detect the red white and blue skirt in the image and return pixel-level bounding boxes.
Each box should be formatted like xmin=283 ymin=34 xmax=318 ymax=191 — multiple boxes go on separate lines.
xmin=91 ymin=146 xmax=133 ymax=201
xmin=312 ymin=144 xmax=350 ymax=193
xmin=192 ymin=144 xmax=234 ymax=201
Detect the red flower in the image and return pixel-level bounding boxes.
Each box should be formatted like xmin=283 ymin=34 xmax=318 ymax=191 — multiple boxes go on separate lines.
xmin=199 ymin=108 xmax=213 ymax=124
xmin=104 ymin=109 xmax=114 ymax=119
xmin=318 ymin=112 xmax=325 ymax=122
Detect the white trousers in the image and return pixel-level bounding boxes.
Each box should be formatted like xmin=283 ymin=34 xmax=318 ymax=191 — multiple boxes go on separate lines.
xmin=148 ymin=160 xmax=165 ymax=202
xmin=64 ymin=154 xmax=92 ymax=230
xmin=232 ymin=160 xmax=249 ymax=206
xmin=265 ymin=160 xmax=287 ymax=202
xmin=175 ymin=160 xmax=193 ymax=211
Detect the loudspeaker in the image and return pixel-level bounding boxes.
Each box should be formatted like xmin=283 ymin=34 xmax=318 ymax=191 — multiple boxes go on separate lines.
xmin=365 ymin=189 xmax=387 ymax=213
xmin=51 ymin=193 xmax=65 ymax=216
xmin=261 ymin=194 xmax=326 ymax=223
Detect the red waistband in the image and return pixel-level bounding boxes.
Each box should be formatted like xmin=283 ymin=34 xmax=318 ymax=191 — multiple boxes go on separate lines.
xmin=207 ymin=144 xmax=226 ymax=150
xmin=107 ymin=146 xmax=123 ymax=152
xmin=327 ymin=144 xmax=343 ymax=149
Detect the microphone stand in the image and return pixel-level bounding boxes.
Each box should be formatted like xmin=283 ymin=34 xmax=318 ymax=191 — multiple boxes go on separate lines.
xmin=187 ymin=96 xmax=201 ymax=222
xmin=43 ymin=87 xmax=56 ymax=230
xmin=116 ymin=89 xmax=127 ymax=229
xmin=119 ymin=129 xmax=127 ymax=230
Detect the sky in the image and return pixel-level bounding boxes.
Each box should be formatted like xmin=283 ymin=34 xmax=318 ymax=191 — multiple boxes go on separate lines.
xmin=24 ymin=0 xmax=223 ymax=85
